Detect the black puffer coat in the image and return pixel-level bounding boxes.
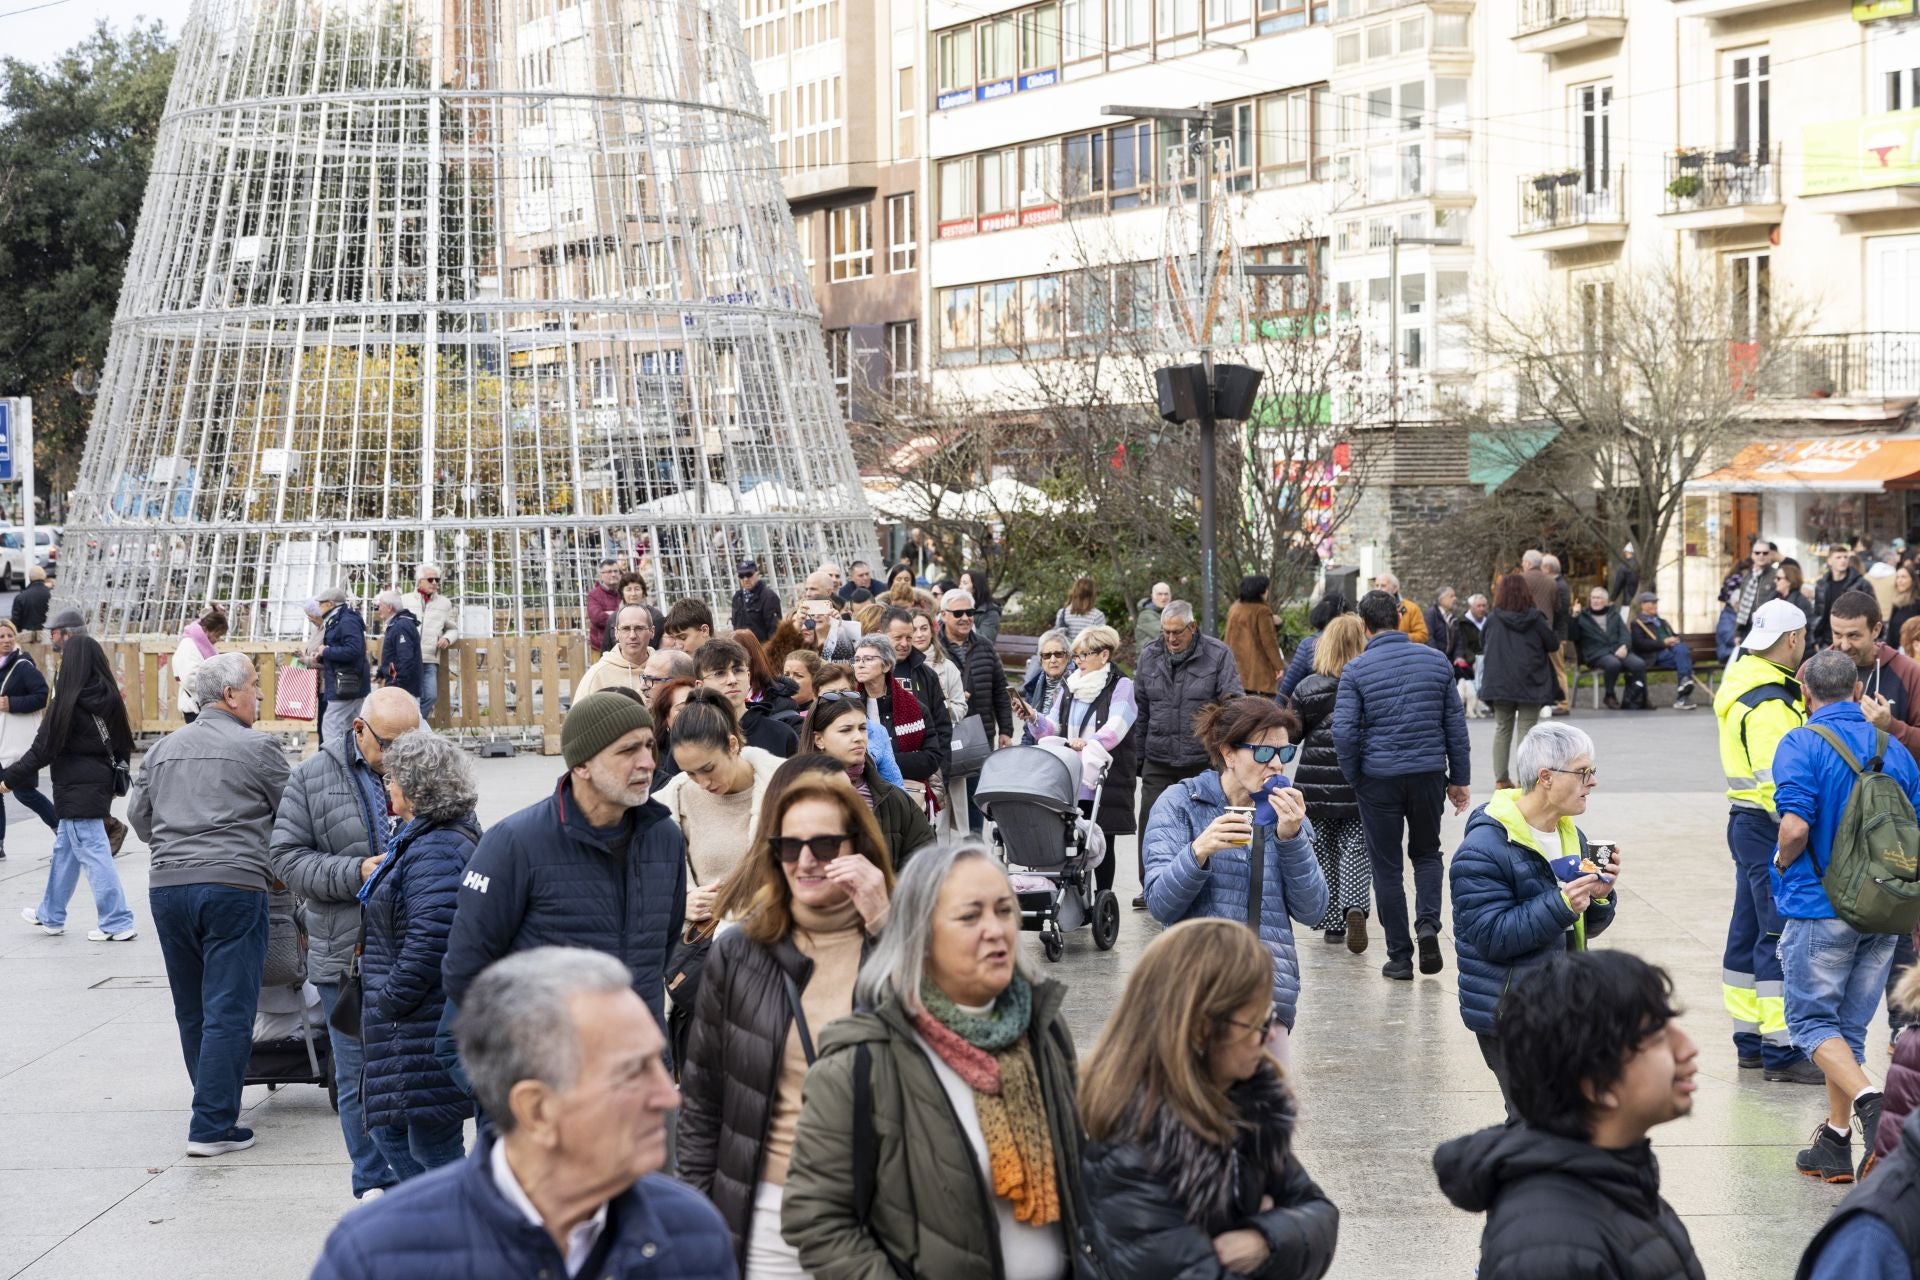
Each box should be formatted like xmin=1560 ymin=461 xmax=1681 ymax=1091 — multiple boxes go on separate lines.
xmin=361 ymin=815 xmax=480 ymax=1130
xmin=678 ymin=926 xmax=873 ymax=1271
xmin=1434 ymin=1123 xmax=1704 ymax=1280
xmin=3 ymin=646 xmax=131 ymax=820
xmin=1291 ymin=672 xmax=1356 ymax=822
xmin=1082 ymin=1064 xmax=1338 ymax=1280
xmin=1479 ymin=607 xmax=1559 ymax=706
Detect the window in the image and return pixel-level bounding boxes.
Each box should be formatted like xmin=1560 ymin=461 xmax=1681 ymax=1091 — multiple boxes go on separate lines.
xmin=1109 ymin=123 xmax=1153 ymax=209
xmin=1399 ymin=15 xmax=1423 ymax=52
xmin=980 ymin=148 xmax=1019 ymax=215
xmin=1207 ymin=0 xmax=1250 ymax=28
xmin=1434 ymin=77 xmax=1468 ymax=128
xmin=1065 ymin=131 xmax=1106 ymax=211
xmin=1400 ymin=80 xmax=1425 ymax=131
xmin=589 ymin=357 xmax=616 ymax=404
xmin=1251 ymin=240 xmax=1324 ymax=320
xmin=1872 ymin=23 xmax=1920 ymax=112
xmin=887 ymin=193 xmax=916 ymax=271
xmin=897 ymin=67 xmax=915 ymax=157
xmin=939 ymin=286 xmax=978 ymax=365
xmin=1336 ymin=32 xmax=1359 ymax=65
xmin=1366 ymin=24 xmax=1390 ymax=58
xmin=1159 ymin=0 xmax=1196 ymax=38
xmin=1728 ymin=49 xmax=1770 ymax=158
xmin=939 ymin=157 xmax=976 ymax=222
xmin=1729 ymin=251 xmax=1770 ymax=342
xmin=1020 ymin=4 xmax=1059 ymax=71
xmin=979 ymin=14 xmax=1016 ymax=82
xmin=1437 ymin=270 xmax=1471 ymax=371
xmin=826 ymin=329 xmax=851 ymax=408
xmin=1577 ymin=83 xmax=1612 ymax=194
xmin=1024 ymin=275 xmax=1063 ymax=347
xmin=1022 ymin=140 xmax=1062 ymax=206
xmin=1433 ymin=12 xmax=1468 ymax=48
xmin=937 ymin=28 xmax=974 ymax=93
xmin=1068 ymin=269 xmax=1111 ymax=339
xmin=1110 ymin=0 xmax=1149 ymax=47
xmin=1062 ymin=0 xmax=1096 ymax=60
xmin=827 ymin=204 xmax=872 ymax=281
xmin=979 ymin=280 xmax=1020 ymax=356
xmin=1577 ymin=277 xmax=1613 ymax=361
xmin=888 ymin=321 xmax=916 ymax=387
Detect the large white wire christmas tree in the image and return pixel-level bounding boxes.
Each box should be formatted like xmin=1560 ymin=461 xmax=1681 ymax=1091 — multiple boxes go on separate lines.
xmin=63 ymin=0 xmax=877 ymax=639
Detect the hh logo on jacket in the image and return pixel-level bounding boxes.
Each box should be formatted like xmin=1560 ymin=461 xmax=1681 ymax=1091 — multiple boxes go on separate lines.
xmin=462 ymin=870 xmax=490 ymax=894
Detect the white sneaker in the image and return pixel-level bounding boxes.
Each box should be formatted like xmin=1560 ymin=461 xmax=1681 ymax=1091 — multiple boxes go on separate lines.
xmin=347 ymin=1187 xmax=386 ymax=1209
xmin=20 ymin=906 xmax=60 ymax=935
xmin=87 ymin=928 xmax=138 ymax=942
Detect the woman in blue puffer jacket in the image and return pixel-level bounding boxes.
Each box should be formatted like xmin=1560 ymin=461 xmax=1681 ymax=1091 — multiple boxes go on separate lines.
xmin=1143 ymin=696 xmax=1329 ymax=1067
xmin=1450 ymin=720 xmax=1620 ymax=1115
xmin=359 ymin=729 xmax=481 ymax=1180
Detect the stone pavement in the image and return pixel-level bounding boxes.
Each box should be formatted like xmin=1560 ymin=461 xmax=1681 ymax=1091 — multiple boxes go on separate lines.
xmin=0 ymin=708 xmax=1884 ymax=1278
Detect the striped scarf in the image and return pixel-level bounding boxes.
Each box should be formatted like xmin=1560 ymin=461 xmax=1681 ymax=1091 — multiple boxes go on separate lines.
xmin=882 ymin=675 xmax=926 ymax=756
xmin=914 ymin=974 xmax=1060 ymax=1227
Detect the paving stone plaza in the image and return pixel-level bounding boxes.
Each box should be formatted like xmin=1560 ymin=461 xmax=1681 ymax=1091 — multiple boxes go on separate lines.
xmin=0 ymin=709 xmax=1876 ymax=1278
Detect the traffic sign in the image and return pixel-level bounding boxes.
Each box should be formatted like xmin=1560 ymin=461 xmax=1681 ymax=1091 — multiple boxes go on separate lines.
xmin=0 ymin=401 xmax=14 ymax=482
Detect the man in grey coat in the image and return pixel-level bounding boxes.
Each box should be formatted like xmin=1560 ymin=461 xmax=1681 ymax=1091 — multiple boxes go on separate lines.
xmin=130 ymin=653 xmax=291 ymax=1158
xmin=1133 ymin=600 xmax=1244 ymax=906
xmin=270 ymin=686 xmax=419 ymax=1198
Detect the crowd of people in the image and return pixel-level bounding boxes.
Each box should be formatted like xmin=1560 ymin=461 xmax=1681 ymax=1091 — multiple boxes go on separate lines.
xmin=11 ymin=543 xmax=1920 ymax=1280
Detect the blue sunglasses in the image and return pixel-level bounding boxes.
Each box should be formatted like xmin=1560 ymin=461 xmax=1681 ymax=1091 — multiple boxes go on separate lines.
xmin=1234 ymin=742 xmax=1296 ymax=765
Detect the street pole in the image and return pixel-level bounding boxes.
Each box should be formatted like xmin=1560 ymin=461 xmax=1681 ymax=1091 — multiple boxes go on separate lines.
xmin=19 ymin=398 xmax=33 ymax=582
xmin=1195 ymin=103 xmax=1218 ymax=637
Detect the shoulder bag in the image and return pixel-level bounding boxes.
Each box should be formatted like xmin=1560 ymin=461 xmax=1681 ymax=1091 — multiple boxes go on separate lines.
xmin=92 ymin=714 xmax=131 ymax=797
xmin=664 ymin=845 xmax=715 ymax=1073
xmin=949 ymin=712 xmax=992 ymax=778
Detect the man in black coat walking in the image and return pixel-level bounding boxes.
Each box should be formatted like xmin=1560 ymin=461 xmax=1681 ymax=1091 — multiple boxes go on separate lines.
xmin=729 ymin=559 xmax=782 ymax=643
xmin=10 ymin=566 xmax=50 ymax=639
xmin=1435 ymin=951 xmax=1706 ymax=1280
xmin=1811 ymin=545 xmax=1867 ymax=649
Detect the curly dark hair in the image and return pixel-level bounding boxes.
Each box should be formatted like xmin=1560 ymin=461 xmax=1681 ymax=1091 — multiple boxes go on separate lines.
xmin=1498 ymin=951 xmax=1681 ymax=1142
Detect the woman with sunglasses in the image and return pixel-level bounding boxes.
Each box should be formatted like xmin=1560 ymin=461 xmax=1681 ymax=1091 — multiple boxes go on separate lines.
xmin=1015 ymin=629 xmax=1073 ymax=746
xmin=1141 ymin=697 xmax=1327 ymax=1067
xmin=1016 ymin=624 xmax=1137 ymax=903
xmin=801 ymin=695 xmax=931 ymax=869
xmin=1079 ymin=919 xmax=1337 ymax=1280
xmin=679 ymin=770 xmax=893 ymax=1279
xmin=1450 ymin=721 xmax=1620 ymax=1114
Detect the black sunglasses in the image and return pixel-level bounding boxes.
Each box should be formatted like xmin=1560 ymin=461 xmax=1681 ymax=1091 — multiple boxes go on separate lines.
xmin=946 ymin=608 xmax=976 ymax=618
xmin=772 ymin=834 xmax=850 ymax=863
xmin=1233 ymin=741 xmax=1296 ymax=765
xmin=817 ymin=689 xmax=865 ymax=704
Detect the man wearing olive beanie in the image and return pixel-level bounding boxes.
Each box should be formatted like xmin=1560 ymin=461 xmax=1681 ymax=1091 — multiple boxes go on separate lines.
xmin=442 ymin=691 xmax=688 ymax=1051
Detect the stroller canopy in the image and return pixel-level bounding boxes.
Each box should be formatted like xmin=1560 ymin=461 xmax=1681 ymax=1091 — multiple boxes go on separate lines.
xmin=976 ymin=744 xmax=1082 ymax=816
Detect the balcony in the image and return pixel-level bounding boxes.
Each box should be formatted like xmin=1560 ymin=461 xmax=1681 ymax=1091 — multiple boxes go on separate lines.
xmin=1660 ymin=146 xmax=1784 ymax=231
xmin=1514 ymin=0 xmax=1626 ymax=56
xmin=1755 ymin=333 xmax=1920 ymax=419
xmin=1515 ymin=167 xmax=1626 ymax=251
xmin=1671 ymin=0 xmax=1798 ymax=19
xmin=1801 ymin=107 xmax=1920 ymax=221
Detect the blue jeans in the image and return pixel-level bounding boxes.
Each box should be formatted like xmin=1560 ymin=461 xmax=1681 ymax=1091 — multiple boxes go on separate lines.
xmin=1649 ymin=646 xmax=1695 ymax=681
xmin=150 ymin=885 xmax=268 ymax=1141
xmin=38 ymin=819 xmax=134 ymax=932
xmin=1781 ymin=915 xmax=1900 ymax=1062
xmin=1723 ymin=810 xmax=1804 ymax=1070
xmin=1 ymin=783 xmax=58 ymax=848
xmin=315 ymin=980 xmax=398 ymax=1196
xmin=371 ymin=1120 xmax=465 ymax=1182
xmin=419 ymin=664 xmax=439 ymax=720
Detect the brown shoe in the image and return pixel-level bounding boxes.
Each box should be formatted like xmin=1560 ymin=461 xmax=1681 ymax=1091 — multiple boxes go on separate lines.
xmin=104 ymin=815 xmax=128 ymax=857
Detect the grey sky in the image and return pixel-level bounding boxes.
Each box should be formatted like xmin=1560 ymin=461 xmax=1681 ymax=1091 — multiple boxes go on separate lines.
xmin=2 ymin=0 xmax=197 ymax=68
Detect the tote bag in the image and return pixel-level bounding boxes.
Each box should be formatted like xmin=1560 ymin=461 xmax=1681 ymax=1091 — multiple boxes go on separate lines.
xmin=277 ymin=663 xmax=319 ymax=722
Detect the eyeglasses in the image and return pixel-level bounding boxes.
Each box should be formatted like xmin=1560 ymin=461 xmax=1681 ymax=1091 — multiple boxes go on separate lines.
xmin=1548 ymin=766 xmax=1599 ymax=785
xmin=1039 ymin=650 xmax=1069 ymax=660
xmin=355 ymin=721 xmax=396 ymax=751
xmin=772 ymin=834 xmax=851 ymax=863
xmin=1161 ymin=623 xmax=1195 ymax=639
xmin=420 ymin=576 xmax=440 ymax=583
xmin=1225 ymin=1008 xmax=1280 ymax=1037
xmin=946 ymin=609 xmax=976 ymax=619
xmin=1233 ymin=742 xmax=1297 ymax=765
xmin=1073 ymin=647 xmax=1112 ymax=662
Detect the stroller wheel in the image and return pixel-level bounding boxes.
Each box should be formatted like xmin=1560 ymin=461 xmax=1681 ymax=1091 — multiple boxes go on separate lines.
xmin=1091 ymin=891 xmax=1120 ymax=951
xmin=1041 ymin=929 xmax=1065 ymax=963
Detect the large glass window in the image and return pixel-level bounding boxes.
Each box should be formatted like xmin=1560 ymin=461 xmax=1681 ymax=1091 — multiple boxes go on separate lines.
xmin=1065 ymin=132 xmax=1106 ymax=211
xmin=1022 ymin=140 xmax=1062 ymax=206
xmin=1062 ymin=0 xmax=1097 ymax=60
xmin=1207 ymin=0 xmax=1250 ymax=27
xmin=939 ymin=287 xmax=977 ymax=364
xmin=1728 ymin=49 xmax=1770 ymax=158
xmin=1024 ymin=275 xmax=1063 ymax=346
xmin=887 ymin=193 xmax=916 ymax=272
xmin=1110 ymin=123 xmax=1153 ymax=208
xmin=1020 ymin=4 xmax=1060 ymax=71
xmin=936 ymin=28 xmax=974 ymax=93
xmin=980 ymin=280 xmax=1021 ymax=356
xmin=980 ymin=148 xmax=1019 ymax=214
xmin=1110 ymin=0 xmax=1149 ymax=46
xmin=1433 ymin=12 xmax=1468 ymax=47
xmin=938 ymin=157 xmax=975 ymax=221
xmin=1159 ymin=0 xmax=1196 ymax=37
xmin=1729 ymin=251 xmax=1770 ymax=342
xmin=979 ymin=15 xmax=1016 ymax=81
xmin=827 ymin=204 xmax=872 ymax=281
xmin=1434 ymin=77 xmax=1468 ymax=129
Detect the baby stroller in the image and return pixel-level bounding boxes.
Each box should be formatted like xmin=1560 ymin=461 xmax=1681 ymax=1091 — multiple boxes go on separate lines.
xmin=975 ymin=742 xmax=1121 ymax=961
xmin=244 ymin=887 xmax=337 ymax=1110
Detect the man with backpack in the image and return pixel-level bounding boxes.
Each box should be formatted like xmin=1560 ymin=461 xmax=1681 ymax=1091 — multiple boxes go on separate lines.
xmin=1770 ymin=648 xmax=1920 ymax=1183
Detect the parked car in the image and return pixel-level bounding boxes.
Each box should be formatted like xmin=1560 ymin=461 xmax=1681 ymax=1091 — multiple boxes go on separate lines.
xmin=0 ymin=527 xmax=58 ymax=575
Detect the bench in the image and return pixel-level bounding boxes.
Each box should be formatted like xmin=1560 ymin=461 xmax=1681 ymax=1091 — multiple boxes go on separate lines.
xmin=1569 ymin=634 xmax=1722 ymax=709
xmin=995 ymin=632 xmax=1039 ymax=680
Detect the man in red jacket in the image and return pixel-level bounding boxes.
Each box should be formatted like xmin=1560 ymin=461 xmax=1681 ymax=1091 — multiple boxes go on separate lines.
xmin=584 ymin=558 xmax=622 ymax=650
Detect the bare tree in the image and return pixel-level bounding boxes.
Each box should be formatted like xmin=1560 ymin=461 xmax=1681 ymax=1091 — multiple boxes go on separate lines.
xmin=1470 ymin=257 xmax=1811 ymax=580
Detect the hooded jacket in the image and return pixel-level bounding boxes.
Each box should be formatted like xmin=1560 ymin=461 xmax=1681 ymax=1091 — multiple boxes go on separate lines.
xmin=1081 ymin=1064 xmax=1337 ymax=1280
xmin=574 ymin=645 xmax=650 ymax=700
xmin=1449 ymin=791 xmax=1616 ymax=1036
xmin=1434 ymin=1123 xmax=1704 ymax=1280
xmin=1479 ymin=607 xmax=1559 ymax=706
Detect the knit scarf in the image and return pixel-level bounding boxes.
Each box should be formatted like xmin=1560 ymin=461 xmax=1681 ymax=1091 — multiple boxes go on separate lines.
xmin=913 ymin=974 xmax=1060 ymax=1227
xmin=883 ymin=676 xmax=926 ymax=755
xmin=1035 ymin=670 xmax=1068 ymax=718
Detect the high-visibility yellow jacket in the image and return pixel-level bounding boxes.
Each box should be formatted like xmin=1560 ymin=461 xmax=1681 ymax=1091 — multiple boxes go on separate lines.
xmin=1713 ymin=653 xmax=1806 ymax=814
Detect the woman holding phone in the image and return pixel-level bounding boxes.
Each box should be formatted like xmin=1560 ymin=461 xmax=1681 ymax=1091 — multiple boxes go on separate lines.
xmin=1140 ymin=697 xmax=1328 ymax=1065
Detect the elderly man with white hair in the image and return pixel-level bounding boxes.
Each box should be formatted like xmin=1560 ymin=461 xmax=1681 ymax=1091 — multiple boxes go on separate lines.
xmin=373 ymin=589 xmax=423 ymax=703
xmin=401 ymin=562 xmax=459 ymax=720
xmin=1373 ymin=570 xmax=1429 ymax=644
xmin=311 ymin=948 xmax=734 ymax=1279
xmin=939 ymin=587 xmax=1012 ymax=831
xmin=307 ymin=585 xmax=371 ymax=746
xmin=130 ymin=652 xmax=293 ymax=1156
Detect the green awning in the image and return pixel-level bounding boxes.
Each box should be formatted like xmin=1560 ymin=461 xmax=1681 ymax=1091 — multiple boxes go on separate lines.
xmin=1469 ymin=424 xmax=1562 ymax=494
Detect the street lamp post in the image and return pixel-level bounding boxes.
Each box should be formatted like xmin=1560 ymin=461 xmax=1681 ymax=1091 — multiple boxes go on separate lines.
xmin=1099 ymin=103 xmax=1307 ymax=634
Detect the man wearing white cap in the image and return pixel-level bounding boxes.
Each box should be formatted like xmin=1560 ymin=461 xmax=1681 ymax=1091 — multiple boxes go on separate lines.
xmin=1712 ymin=598 xmax=1820 ymax=1083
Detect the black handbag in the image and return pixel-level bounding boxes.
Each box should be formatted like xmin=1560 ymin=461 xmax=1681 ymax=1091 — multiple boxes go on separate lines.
xmin=328 ymin=925 xmax=366 ymax=1038
xmin=333 ymin=665 xmax=368 ymax=700
xmin=91 ymin=714 xmax=131 ymax=797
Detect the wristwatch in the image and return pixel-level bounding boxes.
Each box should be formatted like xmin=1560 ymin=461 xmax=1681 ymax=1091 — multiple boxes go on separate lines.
xmin=1772 ymin=853 xmax=1789 ymax=873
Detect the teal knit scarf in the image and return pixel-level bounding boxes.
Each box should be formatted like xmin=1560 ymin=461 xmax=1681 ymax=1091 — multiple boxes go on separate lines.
xmin=919 ymin=971 xmax=1032 ymax=1052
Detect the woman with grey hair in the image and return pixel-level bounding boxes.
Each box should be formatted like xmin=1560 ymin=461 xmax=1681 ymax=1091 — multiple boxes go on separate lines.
xmin=357 ymin=729 xmax=481 ymax=1180
xmin=852 ymin=632 xmax=944 ymax=807
xmin=1450 ymin=721 xmax=1622 ymax=1112
xmin=782 ymin=840 xmax=1091 ymax=1279
xmin=1015 ymin=628 xmax=1073 ymax=746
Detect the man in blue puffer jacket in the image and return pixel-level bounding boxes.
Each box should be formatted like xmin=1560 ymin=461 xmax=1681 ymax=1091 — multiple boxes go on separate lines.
xmin=1334 ymin=590 xmax=1472 ymax=982
xmin=312 ymin=948 xmax=736 ymax=1280
xmin=1451 ymin=721 xmax=1617 ymax=1114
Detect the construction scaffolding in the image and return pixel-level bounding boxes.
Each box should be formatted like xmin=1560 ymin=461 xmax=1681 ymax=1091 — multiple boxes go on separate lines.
xmin=62 ymin=0 xmax=878 ymax=640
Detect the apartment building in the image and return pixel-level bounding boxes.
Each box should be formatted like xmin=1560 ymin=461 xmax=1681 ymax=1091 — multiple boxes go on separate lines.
xmin=745 ymin=0 xmax=925 ymax=419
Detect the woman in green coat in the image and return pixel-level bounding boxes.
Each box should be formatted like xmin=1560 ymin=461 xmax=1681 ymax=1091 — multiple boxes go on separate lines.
xmin=782 ymin=840 xmax=1095 ymax=1280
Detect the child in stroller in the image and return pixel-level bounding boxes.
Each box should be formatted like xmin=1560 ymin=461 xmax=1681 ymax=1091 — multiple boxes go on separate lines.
xmin=974 ymin=741 xmax=1121 ymax=960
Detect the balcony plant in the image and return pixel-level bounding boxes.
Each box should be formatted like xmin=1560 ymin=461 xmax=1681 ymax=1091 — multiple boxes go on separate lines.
xmin=1666 ymin=173 xmax=1702 ymax=203
xmin=1554 ymin=169 xmax=1583 ymax=188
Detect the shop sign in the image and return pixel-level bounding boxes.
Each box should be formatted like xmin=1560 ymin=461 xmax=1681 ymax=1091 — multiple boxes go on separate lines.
xmin=1804 ymin=105 xmax=1920 ymax=195
xmin=1854 ymin=0 xmax=1915 ymax=20
xmin=976 ymin=78 xmax=1014 ymax=103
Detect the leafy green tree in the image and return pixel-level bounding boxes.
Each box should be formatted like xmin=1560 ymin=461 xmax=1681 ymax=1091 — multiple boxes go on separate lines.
xmin=0 ymin=22 xmax=175 ymax=511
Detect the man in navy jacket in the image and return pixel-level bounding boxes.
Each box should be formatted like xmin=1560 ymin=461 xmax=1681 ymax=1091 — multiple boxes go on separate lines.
xmin=442 ymin=692 xmax=687 ymax=1046
xmin=1334 ymin=590 xmax=1472 ymax=982
xmin=312 ymin=947 xmax=736 ymax=1280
